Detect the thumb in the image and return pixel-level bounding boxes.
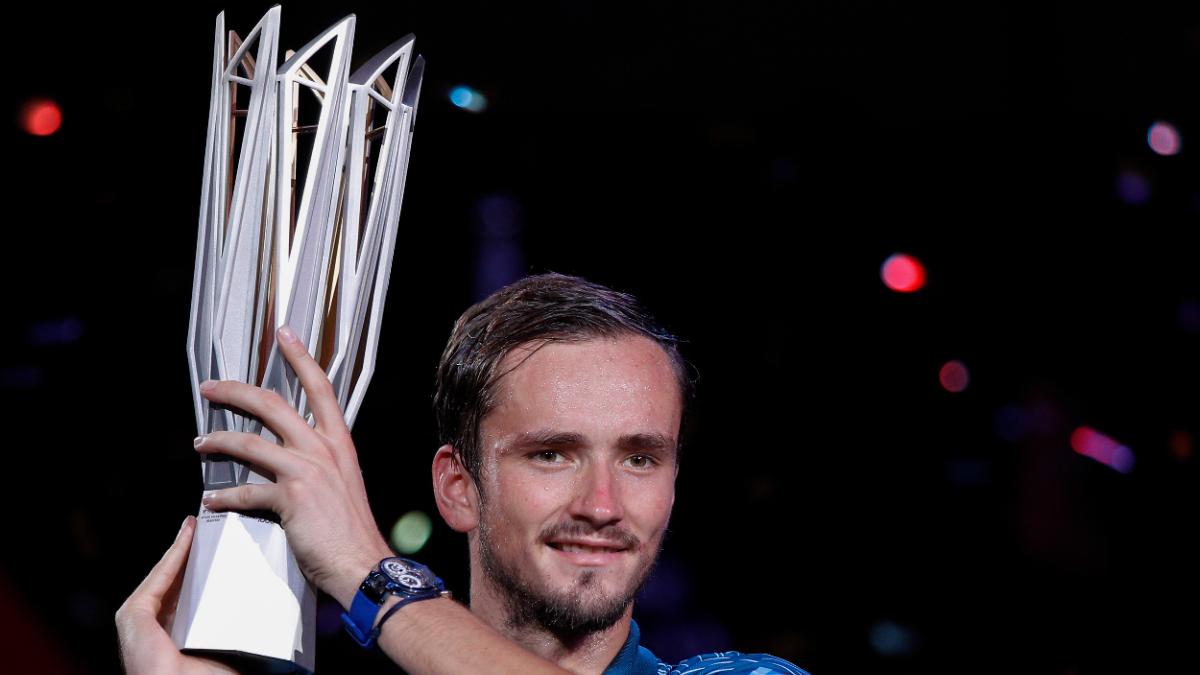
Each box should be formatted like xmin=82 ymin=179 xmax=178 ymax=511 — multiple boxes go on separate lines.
xmin=127 ymin=516 xmax=196 ymax=616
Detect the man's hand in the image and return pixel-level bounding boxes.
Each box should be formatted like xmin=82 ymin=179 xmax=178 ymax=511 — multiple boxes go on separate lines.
xmin=193 ymin=325 xmax=394 ymax=607
xmin=187 ymin=325 xmax=572 ymax=674
xmin=115 ymin=516 xmax=238 ymax=675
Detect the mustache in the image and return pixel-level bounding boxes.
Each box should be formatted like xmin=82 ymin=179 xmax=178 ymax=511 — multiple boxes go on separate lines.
xmin=540 ymin=521 xmax=641 ymax=550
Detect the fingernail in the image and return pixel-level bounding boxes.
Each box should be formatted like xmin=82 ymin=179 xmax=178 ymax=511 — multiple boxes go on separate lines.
xmin=278 ymin=325 xmax=297 ymax=344
xmin=199 ymin=380 xmax=216 ymax=393
xmin=193 ymin=435 xmax=206 ymax=449
xmin=202 ymin=495 xmax=213 ymax=509
xmin=177 ymin=517 xmax=191 ymax=537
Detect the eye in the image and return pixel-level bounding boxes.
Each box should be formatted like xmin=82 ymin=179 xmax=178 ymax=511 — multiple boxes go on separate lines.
xmin=624 ymin=454 xmax=657 ymax=470
xmin=531 ymin=450 xmax=566 ymax=464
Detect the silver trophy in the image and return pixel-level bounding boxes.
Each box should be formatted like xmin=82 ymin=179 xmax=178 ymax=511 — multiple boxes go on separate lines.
xmin=171 ymin=7 xmax=424 ymax=672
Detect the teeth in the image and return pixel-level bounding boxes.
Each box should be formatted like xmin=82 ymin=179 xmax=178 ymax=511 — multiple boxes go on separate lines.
xmin=559 ymin=544 xmax=611 ymax=554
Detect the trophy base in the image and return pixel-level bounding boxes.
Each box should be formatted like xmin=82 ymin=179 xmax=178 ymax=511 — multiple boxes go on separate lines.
xmin=172 ymin=502 xmax=317 ymax=673
xmin=182 ymin=648 xmax=312 ymax=675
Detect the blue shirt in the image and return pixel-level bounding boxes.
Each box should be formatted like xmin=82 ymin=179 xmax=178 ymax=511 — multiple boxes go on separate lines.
xmin=603 ymin=620 xmax=811 ymax=675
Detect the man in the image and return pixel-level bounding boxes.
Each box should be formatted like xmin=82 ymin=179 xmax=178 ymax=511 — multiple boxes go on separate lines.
xmin=116 ymin=273 xmax=807 ymax=674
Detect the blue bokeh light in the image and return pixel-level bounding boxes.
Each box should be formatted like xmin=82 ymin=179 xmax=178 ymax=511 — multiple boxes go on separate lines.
xmin=450 ymin=85 xmax=488 ymax=113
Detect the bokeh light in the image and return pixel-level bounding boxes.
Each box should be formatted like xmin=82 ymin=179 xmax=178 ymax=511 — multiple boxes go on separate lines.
xmin=1070 ymin=426 xmax=1135 ymax=474
xmin=994 ymin=404 xmax=1031 ymax=443
xmin=1115 ymin=169 xmax=1151 ymax=205
xmin=1177 ymin=300 xmax=1200 ymax=334
xmin=1147 ymin=121 xmax=1181 ymax=156
xmin=27 ymin=317 xmax=84 ymax=346
xmin=19 ymin=98 xmax=62 ymax=136
xmin=939 ymin=360 xmax=969 ymax=393
xmin=390 ymin=510 xmax=433 ymax=554
xmin=868 ymin=619 xmax=919 ymax=657
xmin=474 ymin=193 xmax=525 ymax=301
xmin=1168 ymin=429 xmax=1193 ymax=462
xmin=947 ymin=457 xmax=991 ymax=488
xmin=0 ymin=365 xmax=42 ymax=390
xmin=881 ymin=253 xmax=926 ymax=293
xmin=449 ymin=85 xmax=488 ymax=113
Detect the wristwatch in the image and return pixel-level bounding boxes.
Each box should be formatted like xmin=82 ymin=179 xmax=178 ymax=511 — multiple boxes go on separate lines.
xmin=341 ymin=557 xmax=448 ymax=648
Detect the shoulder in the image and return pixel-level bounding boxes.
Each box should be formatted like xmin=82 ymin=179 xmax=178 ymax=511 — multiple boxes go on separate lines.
xmin=656 ymin=651 xmax=810 ymax=675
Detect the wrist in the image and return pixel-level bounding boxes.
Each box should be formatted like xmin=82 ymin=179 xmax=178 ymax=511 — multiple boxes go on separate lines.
xmin=331 ymin=545 xmax=395 ymax=609
xmin=339 ymin=556 xmax=447 ymax=649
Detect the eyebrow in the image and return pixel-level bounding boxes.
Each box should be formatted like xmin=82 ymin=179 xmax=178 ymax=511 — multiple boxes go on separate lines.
xmin=510 ymin=429 xmax=677 ymax=456
xmin=512 ymin=430 xmax=585 ymax=450
xmin=618 ymin=432 xmax=677 ymax=454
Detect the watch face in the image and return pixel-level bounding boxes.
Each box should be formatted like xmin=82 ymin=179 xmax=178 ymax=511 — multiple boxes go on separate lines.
xmin=380 ymin=558 xmax=435 ymax=592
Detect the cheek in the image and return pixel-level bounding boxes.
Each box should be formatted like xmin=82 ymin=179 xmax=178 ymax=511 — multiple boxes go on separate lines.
xmin=492 ymin=470 xmax=577 ymax=533
xmin=624 ymin=478 xmax=675 ymax=532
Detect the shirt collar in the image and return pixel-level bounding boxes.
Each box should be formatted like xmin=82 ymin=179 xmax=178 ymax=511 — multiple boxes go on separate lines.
xmin=603 ymin=619 xmax=661 ymax=675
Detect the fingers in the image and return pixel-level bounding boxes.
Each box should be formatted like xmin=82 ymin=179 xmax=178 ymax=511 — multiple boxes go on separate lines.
xmin=117 ymin=522 xmax=185 ymax=675
xmin=275 ymin=325 xmax=349 ymax=435
xmin=194 ymin=431 xmax=299 ymax=479
xmin=198 ymin=378 xmax=314 ymax=449
xmin=121 ymin=517 xmax=195 ymax=618
xmin=201 ymin=483 xmax=279 ymax=514
xmin=197 ymin=325 xmax=349 ymax=444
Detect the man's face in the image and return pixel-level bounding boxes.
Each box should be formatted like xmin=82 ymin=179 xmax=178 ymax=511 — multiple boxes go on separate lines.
xmin=473 ymin=334 xmax=681 ymax=635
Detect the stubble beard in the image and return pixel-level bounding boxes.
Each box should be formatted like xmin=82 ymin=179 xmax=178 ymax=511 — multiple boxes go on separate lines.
xmin=477 ymin=507 xmax=662 ymax=638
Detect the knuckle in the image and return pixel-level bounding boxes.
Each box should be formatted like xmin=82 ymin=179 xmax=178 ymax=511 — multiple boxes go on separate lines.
xmin=321 ymin=426 xmax=351 ymax=448
xmin=295 ymin=460 xmax=320 ymax=483
xmin=223 ymin=487 xmax=246 ymax=508
xmin=314 ymin=375 xmax=336 ymax=397
xmin=266 ymin=390 xmax=298 ymax=416
xmin=237 ymin=486 xmax=260 ymax=508
xmin=251 ymin=387 xmax=278 ymax=409
xmin=115 ymin=600 xmax=141 ymax=627
xmin=246 ymin=434 xmax=275 ymax=455
xmin=282 ymin=477 xmax=309 ymax=501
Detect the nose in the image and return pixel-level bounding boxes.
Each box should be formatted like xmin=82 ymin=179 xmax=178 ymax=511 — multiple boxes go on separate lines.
xmin=569 ymin=460 xmax=624 ymax=527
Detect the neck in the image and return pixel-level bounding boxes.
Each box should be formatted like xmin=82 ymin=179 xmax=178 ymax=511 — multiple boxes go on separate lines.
xmin=468 ymin=562 xmax=633 ymax=674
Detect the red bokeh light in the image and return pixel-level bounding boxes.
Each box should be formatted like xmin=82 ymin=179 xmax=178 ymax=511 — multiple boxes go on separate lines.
xmin=881 ymin=253 xmax=926 ymax=293
xmin=1168 ymin=429 xmax=1193 ymax=462
xmin=1070 ymin=426 xmax=1135 ymax=474
xmin=20 ymin=98 xmax=62 ymax=136
xmin=939 ymin=360 xmax=969 ymax=393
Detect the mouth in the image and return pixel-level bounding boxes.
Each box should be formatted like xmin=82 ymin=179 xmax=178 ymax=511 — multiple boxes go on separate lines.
xmin=547 ymin=541 xmax=628 ymax=554
xmin=545 ymin=540 xmax=631 ymax=565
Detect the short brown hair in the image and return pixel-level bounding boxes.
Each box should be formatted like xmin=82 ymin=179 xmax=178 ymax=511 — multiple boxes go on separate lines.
xmin=434 ymin=273 xmax=691 ymax=484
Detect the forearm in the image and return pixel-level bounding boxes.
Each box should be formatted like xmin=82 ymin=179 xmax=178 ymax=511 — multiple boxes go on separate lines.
xmin=374 ymin=595 xmax=570 ymax=675
xmin=329 ymin=547 xmax=569 ymax=674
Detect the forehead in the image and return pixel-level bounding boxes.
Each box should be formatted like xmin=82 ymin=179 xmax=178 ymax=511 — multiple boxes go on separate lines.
xmin=481 ymin=335 xmax=682 ymax=448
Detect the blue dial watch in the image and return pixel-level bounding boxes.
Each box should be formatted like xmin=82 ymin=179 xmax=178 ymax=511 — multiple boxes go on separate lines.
xmin=341 ymin=557 xmax=447 ymax=648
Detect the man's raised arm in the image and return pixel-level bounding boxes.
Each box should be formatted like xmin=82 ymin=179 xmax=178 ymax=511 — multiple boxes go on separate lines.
xmin=119 ymin=325 xmax=569 ymax=674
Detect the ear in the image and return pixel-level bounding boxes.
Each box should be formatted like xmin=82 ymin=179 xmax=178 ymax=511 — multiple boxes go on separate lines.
xmin=432 ymin=444 xmax=480 ymax=533
xmin=672 ymin=457 xmax=679 ymax=509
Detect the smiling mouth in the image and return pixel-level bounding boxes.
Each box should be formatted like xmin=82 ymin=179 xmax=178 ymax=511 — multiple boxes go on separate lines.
xmin=547 ymin=542 xmax=628 ymax=555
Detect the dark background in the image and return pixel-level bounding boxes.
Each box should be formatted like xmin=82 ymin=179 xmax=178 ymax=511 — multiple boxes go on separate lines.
xmin=4 ymin=1 xmax=1200 ymax=673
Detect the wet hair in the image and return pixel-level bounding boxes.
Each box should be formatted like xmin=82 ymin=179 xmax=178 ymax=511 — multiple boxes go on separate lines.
xmin=433 ymin=273 xmax=691 ymax=485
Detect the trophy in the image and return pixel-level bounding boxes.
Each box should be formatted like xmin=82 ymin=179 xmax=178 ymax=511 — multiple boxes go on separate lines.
xmin=171 ymin=7 xmax=424 ymax=672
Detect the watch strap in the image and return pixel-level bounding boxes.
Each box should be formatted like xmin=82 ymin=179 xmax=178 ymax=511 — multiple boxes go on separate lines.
xmin=366 ymin=588 xmax=445 ymax=646
xmin=341 ymin=586 xmax=387 ymax=647
xmin=341 ymin=559 xmax=448 ymax=649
